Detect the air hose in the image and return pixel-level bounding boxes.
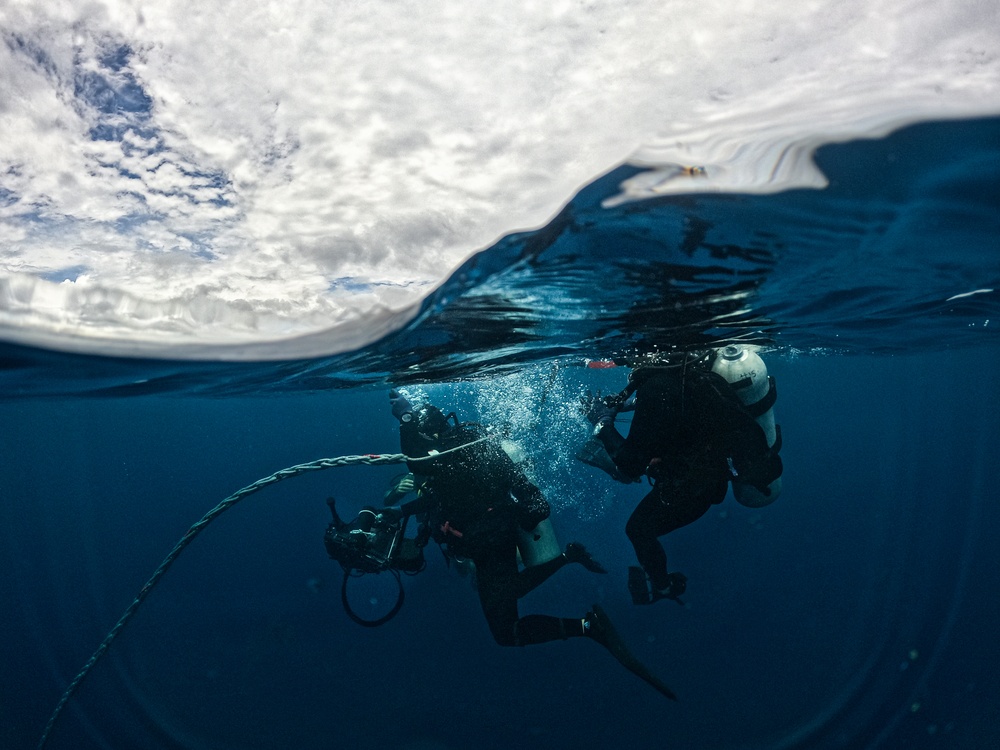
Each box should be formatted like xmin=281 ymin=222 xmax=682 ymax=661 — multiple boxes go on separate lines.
xmin=38 ymin=437 xmax=489 ymax=749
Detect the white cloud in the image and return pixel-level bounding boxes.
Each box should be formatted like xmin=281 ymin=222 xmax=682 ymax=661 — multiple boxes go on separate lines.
xmin=0 ymin=0 xmax=998 ymax=358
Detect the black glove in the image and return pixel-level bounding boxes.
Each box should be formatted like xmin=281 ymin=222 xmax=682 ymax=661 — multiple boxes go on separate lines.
xmin=389 ymin=389 xmax=413 ymax=422
xmin=579 ymin=390 xmax=617 ymax=426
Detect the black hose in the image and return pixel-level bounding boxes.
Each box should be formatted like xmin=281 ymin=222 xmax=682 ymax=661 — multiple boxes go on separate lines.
xmin=340 ymin=568 xmax=405 ymax=627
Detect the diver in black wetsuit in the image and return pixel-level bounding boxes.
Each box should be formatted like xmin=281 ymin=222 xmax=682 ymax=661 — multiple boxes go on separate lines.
xmin=389 ymin=390 xmax=606 ymax=644
xmin=388 ymin=390 xmax=678 ymax=699
xmin=581 ymin=352 xmax=784 ymax=605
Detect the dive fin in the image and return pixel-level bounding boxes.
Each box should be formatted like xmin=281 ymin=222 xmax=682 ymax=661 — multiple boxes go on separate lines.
xmin=629 ymin=566 xmax=686 ymax=607
xmin=587 ymin=604 xmax=678 ymax=701
xmin=564 ymin=542 xmax=608 ymax=574
xmin=628 ymin=566 xmax=652 ymax=605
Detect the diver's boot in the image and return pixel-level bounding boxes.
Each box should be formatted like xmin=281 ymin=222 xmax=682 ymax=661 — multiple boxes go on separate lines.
xmin=654 ymin=572 xmax=687 ymax=603
xmin=564 ymin=542 xmax=608 ymax=574
xmin=628 ymin=567 xmax=687 ymax=606
xmin=583 ymin=604 xmax=678 ymax=701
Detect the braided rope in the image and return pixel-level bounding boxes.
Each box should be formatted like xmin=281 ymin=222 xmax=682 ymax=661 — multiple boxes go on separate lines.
xmin=38 ymin=437 xmax=488 ymax=749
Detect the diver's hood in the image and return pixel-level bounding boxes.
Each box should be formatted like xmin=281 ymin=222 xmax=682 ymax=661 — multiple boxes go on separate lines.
xmin=415 ymin=404 xmax=454 ymax=437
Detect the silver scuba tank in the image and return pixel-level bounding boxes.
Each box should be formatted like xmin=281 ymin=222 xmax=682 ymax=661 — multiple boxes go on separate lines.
xmin=500 ymin=438 xmax=563 ymax=566
xmin=711 ymin=345 xmax=783 ymax=507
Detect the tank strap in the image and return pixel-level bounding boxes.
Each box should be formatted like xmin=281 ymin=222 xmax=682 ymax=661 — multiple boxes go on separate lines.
xmin=745 ymin=376 xmax=777 ymax=418
xmin=771 ymin=424 xmax=783 ymax=454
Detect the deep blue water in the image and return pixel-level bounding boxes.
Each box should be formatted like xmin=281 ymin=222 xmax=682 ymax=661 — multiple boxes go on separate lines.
xmin=2 ymin=117 xmax=999 ymax=750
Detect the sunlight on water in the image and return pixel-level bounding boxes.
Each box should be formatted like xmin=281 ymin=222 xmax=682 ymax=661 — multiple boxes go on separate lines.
xmin=1 ymin=2 xmax=997 ymax=357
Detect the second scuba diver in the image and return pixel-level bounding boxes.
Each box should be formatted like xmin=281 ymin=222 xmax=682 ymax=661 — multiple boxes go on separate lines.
xmin=579 ymin=348 xmax=784 ymax=605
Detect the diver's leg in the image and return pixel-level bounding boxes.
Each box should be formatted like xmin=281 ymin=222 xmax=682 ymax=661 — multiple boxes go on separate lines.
xmin=471 ymin=547 xmax=677 ymax=698
xmin=513 ymin=614 xmax=588 ymax=645
xmin=474 ymin=549 xmax=527 ymax=646
xmin=475 ymin=551 xmax=588 ymax=646
xmin=512 ymin=541 xmax=608 ymax=599
xmin=626 ymin=481 xmax=723 ymax=594
xmin=625 ymin=489 xmax=673 ymax=590
xmin=515 ymin=604 xmax=679 ymax=700
xmin=512 ymin=553 xmax=568 ymax=598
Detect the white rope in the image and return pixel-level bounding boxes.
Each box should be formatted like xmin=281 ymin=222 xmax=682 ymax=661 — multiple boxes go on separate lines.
xmin=38 ymin=436 xmax=489 ymax=749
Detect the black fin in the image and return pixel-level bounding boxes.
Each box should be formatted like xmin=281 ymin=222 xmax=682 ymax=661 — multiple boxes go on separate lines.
xmin=628 ymin=566 xmax=652 ymax=605
xmin=588 ymin=604 xmax=678 ymax=701
xmin=565 ymin=542 xmax=608 ymax=574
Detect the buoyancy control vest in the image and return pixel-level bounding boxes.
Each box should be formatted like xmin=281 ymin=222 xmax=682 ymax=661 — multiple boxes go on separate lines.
xmin=601 ymin=349 xmax=780 ymax=492
xmin=405 ymin=422 xmax=550 ymax=551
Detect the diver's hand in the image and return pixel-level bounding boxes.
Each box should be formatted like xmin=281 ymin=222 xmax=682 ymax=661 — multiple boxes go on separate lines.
xmin=389 ymin=389 xmax=413 ymax=422
xmin=395 ymin=475 xmax=416 ymax=494
xmin=580 ymin=390 xmax=616 ymax=426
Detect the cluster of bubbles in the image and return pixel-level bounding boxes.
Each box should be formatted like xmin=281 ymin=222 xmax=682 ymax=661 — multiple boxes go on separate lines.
xmin=400 ymin=363 xmax=621 ymax=520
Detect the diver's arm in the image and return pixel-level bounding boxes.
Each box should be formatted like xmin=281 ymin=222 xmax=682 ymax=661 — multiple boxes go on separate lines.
xmin=581 ymin=390 xmax=640 ymax=481
xmin=398 ymin=416 xmax=422 ymax=453
xmin=604 ymin=375 xmax=682 ymax=480
xmin=703 ymin=375 xmax=783 ymax=490
xmin=593 ymin=422 xmax=645 ymax=482
xmin=594 ymin=420 xmax=626 ymax=457
xmin=579 ymin=389 xmax=642 ymax=482
xmin=398 ymin=492 xmax=435 ymax=518
xmin=383 ymin=473 xmax=416 ymax=506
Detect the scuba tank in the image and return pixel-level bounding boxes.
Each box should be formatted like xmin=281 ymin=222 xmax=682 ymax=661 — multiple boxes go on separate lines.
xmin=711 ymin=345 xmax=783 ymax=507
xmin=500 ymin=438 xmax=563 ymax=566
xmin=517 ymin=517 xmax=562 ymax=567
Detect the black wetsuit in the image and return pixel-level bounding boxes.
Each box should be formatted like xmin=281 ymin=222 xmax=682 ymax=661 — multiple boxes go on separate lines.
xmin=598 ymin=367 xmax=777 ymax=591
xmin=399 ymin=421 xmax=582 ymax=646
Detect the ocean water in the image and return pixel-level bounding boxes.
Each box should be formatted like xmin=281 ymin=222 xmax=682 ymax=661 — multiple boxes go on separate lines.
xmin=2 ymin=116 xmax=999 ymax=750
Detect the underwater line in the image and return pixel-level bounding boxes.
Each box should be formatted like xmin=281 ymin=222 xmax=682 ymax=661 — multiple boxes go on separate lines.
xmin=37 ymin=437 xmax=489 ymax=750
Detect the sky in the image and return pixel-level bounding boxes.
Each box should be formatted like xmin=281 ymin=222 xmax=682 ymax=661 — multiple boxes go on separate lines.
xmin=1 ymin=0 xmax=998 ymax=359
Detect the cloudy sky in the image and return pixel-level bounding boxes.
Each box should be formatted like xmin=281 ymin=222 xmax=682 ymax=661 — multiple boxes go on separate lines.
xmin=1 ymin=0 xmax=998 ymax=358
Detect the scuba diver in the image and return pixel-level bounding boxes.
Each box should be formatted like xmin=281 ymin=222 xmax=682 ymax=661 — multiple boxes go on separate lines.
xmin=578 ymin=346 xmax=784 ymax=606
xmin=388 ymin=389 xmax=679 ymax=700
